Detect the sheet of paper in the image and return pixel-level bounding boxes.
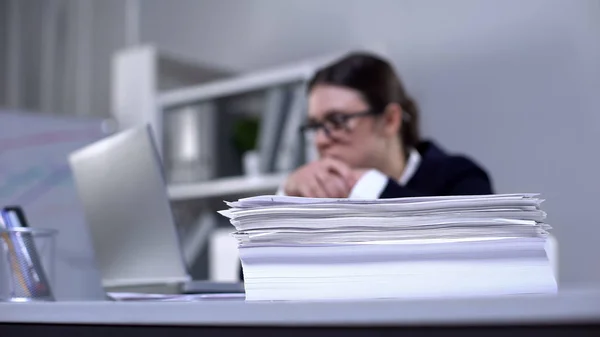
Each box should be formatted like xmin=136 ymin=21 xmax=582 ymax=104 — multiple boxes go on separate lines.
xmin=107 ymin=292 xmax=245 ymax=302
xmin=227 ymin=193 xmax=540 ymax=208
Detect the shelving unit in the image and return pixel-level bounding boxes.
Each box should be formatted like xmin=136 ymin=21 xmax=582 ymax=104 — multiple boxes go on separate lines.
xmin=167 ymin=173 xmax=287 ymax=202
xmin=110 ymin=45 xmax=352 ymax=280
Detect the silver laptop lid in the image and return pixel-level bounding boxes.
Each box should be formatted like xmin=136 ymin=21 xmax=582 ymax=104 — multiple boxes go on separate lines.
xmin=69 ymin=126 xmax=190 ymax=288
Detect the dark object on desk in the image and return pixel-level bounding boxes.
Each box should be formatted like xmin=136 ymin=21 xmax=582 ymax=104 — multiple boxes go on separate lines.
xmin=380 ymin=140 xmax=493 ymax=198
xmin=2 ymin=323 xmax=599 ymax=337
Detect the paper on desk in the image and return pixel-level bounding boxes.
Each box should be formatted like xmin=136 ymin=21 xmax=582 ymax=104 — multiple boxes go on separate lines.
xmin=225 ymin=193 xmax=541 ymax=208
xmin=222 ymin=206 xmax=544 ymax=220
xmin=107 ymin=292 xmax=245 ymax=302
xmin=229 ymin=215 xmax=547 ymax=230
xmin=221 ymin=199 xmax=544 ymax=221
xmin=221 ymin=193 xmax=557 ymax=301
xmin=233 ymin=225 xmax=548 ymax=242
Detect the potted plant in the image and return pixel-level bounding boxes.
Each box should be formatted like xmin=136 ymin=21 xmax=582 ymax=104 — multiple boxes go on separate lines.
xmin=232 ymin=116 xmax=260 ymax=176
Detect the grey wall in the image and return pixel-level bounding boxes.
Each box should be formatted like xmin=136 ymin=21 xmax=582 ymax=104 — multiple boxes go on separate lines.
xmin=140 ymin=0 xmax=600 ymax=286
xmin=0 ymin=0 xmax=7 ymax=105
xmin=0 ymin=0 xmax=127 ymax=118
xmin=89 ymin=0 xmax=127 ymax=117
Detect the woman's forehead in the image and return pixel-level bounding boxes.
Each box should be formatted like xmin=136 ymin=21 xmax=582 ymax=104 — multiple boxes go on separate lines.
xmin=308 ymin=85 xmax=369 ymax=118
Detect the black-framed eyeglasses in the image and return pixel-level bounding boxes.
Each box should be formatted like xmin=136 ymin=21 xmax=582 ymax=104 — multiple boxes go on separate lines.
xmin=299 ymin=110 xmax=378 ymax=138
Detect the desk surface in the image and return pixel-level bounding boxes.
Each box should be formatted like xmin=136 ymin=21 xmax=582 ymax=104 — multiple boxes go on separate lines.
xmin=1 ymin=289 xmax=600 ymax=327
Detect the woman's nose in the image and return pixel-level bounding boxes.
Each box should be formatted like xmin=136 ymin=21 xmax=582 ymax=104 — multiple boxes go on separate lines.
xmin=314 ymin=127 xmax=332 ymax=149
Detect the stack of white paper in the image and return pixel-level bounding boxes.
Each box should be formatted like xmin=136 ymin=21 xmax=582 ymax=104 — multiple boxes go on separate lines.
xmin=219 ymin=194 xmax=557 ymax=301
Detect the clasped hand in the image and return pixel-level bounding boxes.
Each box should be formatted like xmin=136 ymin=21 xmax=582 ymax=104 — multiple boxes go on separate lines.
xmin=284 ymin=158 xmax=368 ymax=198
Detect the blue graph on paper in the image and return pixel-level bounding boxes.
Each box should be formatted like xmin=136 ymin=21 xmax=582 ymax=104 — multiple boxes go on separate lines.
xmin=0 ymin=110 xmax=106 ymax=228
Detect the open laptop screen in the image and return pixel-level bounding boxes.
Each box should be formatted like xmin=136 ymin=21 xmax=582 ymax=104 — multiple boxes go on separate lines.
xmin=69 ymin=126 xmax=190 ymax=289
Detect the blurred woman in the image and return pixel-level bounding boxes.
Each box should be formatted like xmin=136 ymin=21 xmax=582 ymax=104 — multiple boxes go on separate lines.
xmin=283 ymin=52 xmax=493 ymax=198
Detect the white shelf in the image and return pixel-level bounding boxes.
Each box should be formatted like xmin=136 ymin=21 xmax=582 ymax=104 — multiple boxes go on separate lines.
xmin=167 ymin=173 xmax=287 ymax=201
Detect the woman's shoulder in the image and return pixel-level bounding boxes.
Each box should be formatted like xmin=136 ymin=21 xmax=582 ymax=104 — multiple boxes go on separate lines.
xmin=415 ymin=140 xmax=490 ymax=176
xmin=410 ymin=140 xmax=494 ymax=194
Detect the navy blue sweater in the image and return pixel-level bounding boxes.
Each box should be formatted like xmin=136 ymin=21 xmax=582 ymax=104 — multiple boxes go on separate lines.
xmin=380 ymin=141 xmax=493 ymax=198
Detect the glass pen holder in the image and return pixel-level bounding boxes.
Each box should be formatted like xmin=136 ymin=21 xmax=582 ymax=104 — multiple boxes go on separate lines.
xmin=0 ymin=227 xmax=57 ymax=302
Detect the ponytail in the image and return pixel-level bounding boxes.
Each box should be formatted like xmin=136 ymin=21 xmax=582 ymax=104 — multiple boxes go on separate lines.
xmin=399 ymin=96 xmax=420 ymax=151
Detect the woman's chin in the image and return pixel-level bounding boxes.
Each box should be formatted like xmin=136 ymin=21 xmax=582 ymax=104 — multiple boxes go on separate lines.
xmin=321 ymin=153 xmax=344 ymax=162
xmin=320 ymin=153 xmax=359 ymax=167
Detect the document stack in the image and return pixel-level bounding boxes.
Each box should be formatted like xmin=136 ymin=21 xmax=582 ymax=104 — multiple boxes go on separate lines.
xmin=219 ymin=194 xmax=557 ymax=301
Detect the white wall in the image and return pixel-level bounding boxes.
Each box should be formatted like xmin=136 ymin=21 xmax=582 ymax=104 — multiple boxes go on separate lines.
xmin=141 ymin=0 xmax=600 ymax=286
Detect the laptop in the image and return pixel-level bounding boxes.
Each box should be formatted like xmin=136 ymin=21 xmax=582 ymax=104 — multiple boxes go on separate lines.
xmin=68 ymin=125 xmax=244 ymax=296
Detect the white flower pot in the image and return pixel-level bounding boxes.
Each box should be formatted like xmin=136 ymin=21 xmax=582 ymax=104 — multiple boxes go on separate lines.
xmin=242 ymin=151 xmax=260 ymax=177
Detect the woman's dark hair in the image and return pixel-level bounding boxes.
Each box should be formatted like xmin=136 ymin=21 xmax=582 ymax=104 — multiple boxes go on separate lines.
xmin=308 ymin=52 xmax=420 ymax=151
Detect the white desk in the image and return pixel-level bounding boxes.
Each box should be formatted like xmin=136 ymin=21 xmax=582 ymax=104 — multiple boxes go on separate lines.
xmin=1 ymin=289 xmax=600 ymax=332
